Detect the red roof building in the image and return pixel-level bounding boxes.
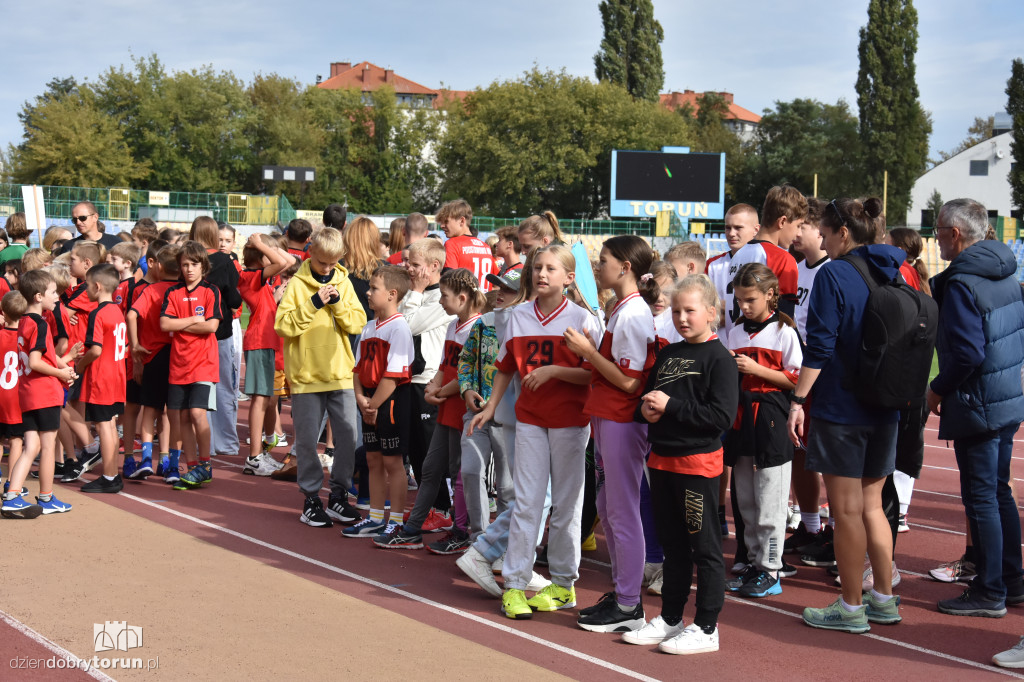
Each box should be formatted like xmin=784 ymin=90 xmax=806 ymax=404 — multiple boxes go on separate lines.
xmin=660 ymin=90 xmax=761 ymax=140
xmin=317 ymin=61 xmax=439 ymax=108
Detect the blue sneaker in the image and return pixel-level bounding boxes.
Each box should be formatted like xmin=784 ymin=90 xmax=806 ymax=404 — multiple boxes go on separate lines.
xmin=3 ymin=482 xmax=29 ymax=498
xmin=173 ymin=462 xmax=212 ymax=490
xmin=36 ymin=495 xmax=72 ymax=514
xmin=1 ymin=495 xmax=43 ymax=519
xmin=737 ymin=570 xmax=782 ymax=598
xmin=342 ymin=517 xmax=387 ymax=538
xmin=122 ymin=457 xmax=138 ymax=479
xmin=130 ymin=457 xmax=154 ymax=480
xmin=163 ymin=456 xmax=181 ymax=484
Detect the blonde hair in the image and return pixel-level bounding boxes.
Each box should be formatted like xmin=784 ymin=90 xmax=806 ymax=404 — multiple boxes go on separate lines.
xmin=43 ymin=226 xmax=72 ymax=253
xmin=44 ymin=263 xmax=71 ymax=292
xmin=518 ymin=211 xmax=564 ymax=250
xmin=408 ymin=237 xmax=445 ymax=267
xmin=672 ymin=274 xmax=721 ymax=331
xmin=22 ymin=248 xmax=53 ymax=272
xmin=530 ymin=244 xmax=593 ymax=314
xmin=72 ymin=240 xmax=106 ymax=267
xmin=342 ymin=217 xmax=382 ymax=280
xmin=189 ymin=216 xmax=220 ymax=250
xmin=436 ymin=199 xmax=473 ymax=225
xmin=110 ymin=242 xmax=142 ymax=271
xmin=388 ymin=218 xmax=406 ymax=256
xmin=510 ymin=248 xmax=539 ymax=306
xmin=309 ymin=227 xmax=344 ymax=262
xmin=664 ymin=241 xmax=707 ymax=272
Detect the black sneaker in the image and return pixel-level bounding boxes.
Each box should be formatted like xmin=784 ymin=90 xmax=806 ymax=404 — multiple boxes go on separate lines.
xmin=326 ymin=495 xmax=361 ymax=524
xmin=30 ymin=461 xmax=63 ymax=479
xmin=800 ymin=526 xmax=836 ymax=567
xmin=426 ymin=529 xmax=472 ymax=555
xmin=300 ymin=496 xmax=333 ymax=528
xmin=580 ymin=591 xmax=616 ymax=617
xmin=61 ymin=460 xmax=84 ymax=483
xmin=80 ymin=475 xmax=124 ymax=494
xmin=784 ymin=522 xmax=819 ymax=554
xmin=737 ymin=570 xmax=783 ymax=598
xmin=535 ymin=544 xmax=549 ymax=566
xmin=937 ymin=586 xmax=1007 ymax=618
xmin=725 ymin=565 xmax=758 ymax=591
xmin=779 ymin=560 xmax=798 ymax=578
xmin=577 ymin=599 xmax=645 ymax=633
xmin=79 ymin=449 xmax=103 ymax=474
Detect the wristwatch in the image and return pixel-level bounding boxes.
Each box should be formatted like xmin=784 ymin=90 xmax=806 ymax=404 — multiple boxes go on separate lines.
xmin=791 ymin=394 xmax=807 ymax=405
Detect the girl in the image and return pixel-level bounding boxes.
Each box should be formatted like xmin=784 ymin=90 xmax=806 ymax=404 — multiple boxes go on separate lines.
xmin=469 ymin=245 xmax=602 ymax=620
xmin=724 ymin=263 xmax=801 ymax=599
xmin=888 ymin=227 xmax=931 ymax=296
xmin=343 ymin=217 xmax=385 ymax=322
xmin=516 ymin=211 xmax=565 ymax=255
xmin=564 ymin=235 xmax=658 ymax=632
xmin=625 ymin=274 xmax=738 ymax=654
xmin=374 ymin=268 xmax=485 ymax=553
xmin=650 ymin=260 xmax=682 ymax=349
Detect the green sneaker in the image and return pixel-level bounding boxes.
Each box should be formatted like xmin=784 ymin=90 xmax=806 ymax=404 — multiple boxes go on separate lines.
xmin=173 ymin=463 xmax=212 ymax=490
xmin=802 ymin=598 xmax=870 ymax=633
xmin=502 ymin=589 xmax=533 ymax=620
xmin=863 ymin=591 xmax=901 ymax=624
xmin=527 ymin=583 xmax=576 ymax=612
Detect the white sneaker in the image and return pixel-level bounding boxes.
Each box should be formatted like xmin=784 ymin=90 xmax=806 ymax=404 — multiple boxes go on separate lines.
xmin=318 ymin=453 xmax=334 ymax=471
xmin=643 ymin=562 xmax=663 ymax=587
xmin=456 ymin=547 xmax=502 ymax=598
xmin=622 ymin=616 xmax=685 ymax=645
xmin=245 ymin=454 xmax=280 ymax=477
xmin=659 ymin=623 xmax=719 ymax=655
xmin=491 ymin=555 xmax=504 ymax=575
xmin=526 ymin=571 xmax=551 ymax=593
xmin=787 ymin=504 xmax=801 ymax=531
xmin=994 ymin=636 xmax=1024 ymax=669
xmin=274 ymin=433 xmax=288 ymax=448
xmin=861 ymin=561 xmax=901 ymax=591
xmin=242 ymin=454 xmax=263 ymax=475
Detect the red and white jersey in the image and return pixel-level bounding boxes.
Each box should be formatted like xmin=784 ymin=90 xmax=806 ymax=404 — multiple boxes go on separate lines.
xmin=0 ymin=327 xmax=20 ymax=423
xmin=444 ymin=235 xmax=497 ymax=291
xmin=653 ymin=308 xmax=683 ymax=349
xmin=725 ymin=313 xmax=802 ymax=395
xmin=496 ymin=298 xmax=602 ymax=429
xmin=899 ymin=261 xmax=922 ymax=292
xmin=18 ymin=313 xmax=64 ymax=412
xmin=62 ymin=282 xmax=99 ymax=349
xmin=81 ymin=301 xmax=127 ymax=406
xmin=718 ymin=240 xmax=799 ymax=339
xmin=437 ymin=313 xmax=482 ymax=429
xmin=160 ymin=281 xmax=222 ymax=385
xmin=355 ymin=313 xmax=414 ymax=389
xmin=795 ymin=256 xmax=829 ymax=341
xmin=584 ymin=292 xmax=656 ymax=422
xmin=130 ymin=281 xmax=174 ymax=362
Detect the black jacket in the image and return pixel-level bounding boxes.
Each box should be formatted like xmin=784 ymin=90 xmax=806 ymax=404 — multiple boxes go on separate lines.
xmin=206 ymin=251 xmax=241 ymax=340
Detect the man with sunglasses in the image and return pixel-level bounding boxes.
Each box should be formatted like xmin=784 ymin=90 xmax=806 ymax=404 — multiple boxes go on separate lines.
xmin=58 ymin=202 xmax=123 ymax=255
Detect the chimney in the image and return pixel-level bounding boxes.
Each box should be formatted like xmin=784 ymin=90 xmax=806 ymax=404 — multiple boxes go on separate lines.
xmin=719 ymin=91 xmax=734 ymax=103
xmin=362 ymin=63 xmax=370 ymax=83
xmin=684 ymin=89 xmax=695 ymax=95
xmin=330 ymin=62 xmax=351 ymax=78
xmin=384 ymin=69 xmax=394 ymax=84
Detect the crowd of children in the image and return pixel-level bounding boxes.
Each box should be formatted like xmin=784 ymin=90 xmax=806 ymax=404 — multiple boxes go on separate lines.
xmin=1 ymin=189 xmax=1018 ymax=667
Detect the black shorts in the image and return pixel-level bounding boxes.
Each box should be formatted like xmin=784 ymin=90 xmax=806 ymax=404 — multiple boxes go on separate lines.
xmin=140 ymin=346 xmax=171 ymax=409
xmin=805 ymin=417 xmax=897 ymax=479
xmin=167 ymin=383 xmax=216 ymax=411
xmin=22 ymin=407 xmax=61 ymax=433
xmin=85 ymin=402 xmax=125 ymax=423
xmin=125 ymin=378 xmax=143 ymax=405
xmin=0 ymin=421 xmax=25 ymax=439
xmin=67 ymin=374 xmax=83 ymax=402
xmin=362 ymin=383 xmax=412 ymax=457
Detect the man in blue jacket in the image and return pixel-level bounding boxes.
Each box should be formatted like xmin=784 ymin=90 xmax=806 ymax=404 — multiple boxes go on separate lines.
xmin=927 ymin=198 xmax=1024 ymax=618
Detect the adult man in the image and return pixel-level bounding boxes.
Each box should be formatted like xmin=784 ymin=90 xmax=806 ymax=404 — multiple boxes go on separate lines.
xmin=926 ymin=198 xmax=1024 ymax=618
xmin=59 ymin=202 xmax=122 ymax=254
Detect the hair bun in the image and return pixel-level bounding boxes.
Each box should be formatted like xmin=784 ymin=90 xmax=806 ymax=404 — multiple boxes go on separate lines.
xmin=864 ymin=197 xmax=883 ymax=220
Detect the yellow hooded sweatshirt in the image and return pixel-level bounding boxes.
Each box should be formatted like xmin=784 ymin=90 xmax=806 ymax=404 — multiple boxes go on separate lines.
xmin=274 ymin=259 xmax=367 ymax=393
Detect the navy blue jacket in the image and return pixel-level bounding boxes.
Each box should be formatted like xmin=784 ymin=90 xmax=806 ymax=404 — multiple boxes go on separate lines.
xmin=803 ymin=244 xmax=905 ymax=426
xmin=930 ymin=239 xmax=1024 ymax=440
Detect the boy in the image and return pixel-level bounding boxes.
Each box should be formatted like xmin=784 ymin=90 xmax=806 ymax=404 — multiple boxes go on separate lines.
xmin=705 ymin=204 xmax=760 ymax=338
xmin=109 ymin=242 xmax=141 ymax=307
xmin=437 ymin=199 xmax=497 ymax=291
xmin=2 ymin=270 xmax=77 ymax=518
xmin=131 ymin=218 xmax=159 ymax=277
xmin=127 ymin=244 xmax=180 ymax=481
xmin=275 ymin=227 xmax=367 ymax=527
xmin=239 ymin=233 xmax=291 ymax=476
xmin=78 ymin=264 xmax=128 ymax=493
xmin=494 ymin=225 xmax=522 ymax=276
xmin=0 ymin=292 xmax=25 ymax=496
xmin=664 ymin=241 xmax=707 ymax=279
xmin=284 ymin=219 xmax=313 ymax=261
xmin=400 ymin=238 xmax=457 ymax=530
xmin=159 ymin=241 xmax=221 ymax=490
xmin=344 ymin=265 xmax=415 ymax=537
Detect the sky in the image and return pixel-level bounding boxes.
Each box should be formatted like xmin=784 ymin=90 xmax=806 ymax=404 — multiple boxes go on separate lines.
xmin=1 ymin=0 xmax=1021 ymax=167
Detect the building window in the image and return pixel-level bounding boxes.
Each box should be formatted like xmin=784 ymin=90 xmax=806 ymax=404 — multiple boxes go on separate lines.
xmin=970 ymin=160 xmax=989 ymax=176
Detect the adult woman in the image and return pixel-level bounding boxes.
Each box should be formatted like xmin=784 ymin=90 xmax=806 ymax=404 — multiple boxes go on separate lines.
xmin=787 ymin=197 xmax=906 ymax=633
xmin=342 ymin=217 xmax=385 ymax=322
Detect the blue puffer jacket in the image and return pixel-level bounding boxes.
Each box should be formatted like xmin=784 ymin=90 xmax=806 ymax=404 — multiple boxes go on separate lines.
xmin=930 ymin=240 xmax=1024 ymax=440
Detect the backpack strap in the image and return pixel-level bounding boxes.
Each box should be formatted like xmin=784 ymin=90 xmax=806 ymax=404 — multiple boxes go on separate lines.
xmin=841 ymin=253 xmax=882 ymax=291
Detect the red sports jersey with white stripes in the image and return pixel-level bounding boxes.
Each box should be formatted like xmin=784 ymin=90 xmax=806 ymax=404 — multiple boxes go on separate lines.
xmin=18 ymin=313 xmax=64 ymax=412
xmin=0 ymin=327 xmax=20 ymax=424
xmin=130 ymin=281 xmax=174 ymax=362
xmin=718 ymin=240 xmax=799 ymax=339
xmin=81 ymin=301 xmax=127 ymax=406
xmin=437 ymin=314 xmax=482 ymax=429
xmin=355 ymin=313 xmax=414 ymax=389
xmin=496 ymin=298 xmax=603 ymax=429
xmin=725 ymin=314 xmax=802 ymax=394
xmin=62 ymin=282 xmax=99 ymax=349
xmin=160 ymin=281 xmax=222 ymax=385
xmin=584 ymin=292 xmax=655 ymax=422
xmin=444 ymin=235 xmax=497 ymax=291
xmin=653 ymin=308 xmax=683 ymax=349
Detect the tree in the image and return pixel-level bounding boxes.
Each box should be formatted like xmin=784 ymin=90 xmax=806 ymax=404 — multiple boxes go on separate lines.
xmin=1007 ymin=58 xmax=1024 ymax=209
xmin=924 ymin=188 xmax=943 ymax=227
xmin=594 ymin=0 xmax=665 ymax=102
xmin=685 ymin=92 xmax=746 ymax=202
xmin=937 ymin=116 xmax=994 ymax=162
xmin=855 ymin=0 xmax=931 ymax=225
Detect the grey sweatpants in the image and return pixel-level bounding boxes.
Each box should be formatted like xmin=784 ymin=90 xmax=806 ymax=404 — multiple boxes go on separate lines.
xmin=210 ymin=337 xmax=239 ymax=455
xmin=405 ymin=424 xmax=461 ymax=534
xmin=461 ymin=413 xmax=511 ymax=538
xmin=732 ymin=456 xmax=791 ymax=573
xmin=292 ymin=390 xmax=357 ymax=499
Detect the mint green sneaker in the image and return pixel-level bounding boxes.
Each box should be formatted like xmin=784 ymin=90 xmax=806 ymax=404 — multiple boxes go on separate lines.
xmin=802 ymin=598 xmax=870 ymax=633
xmin=502 ymin=589 xmax=533 ymax=620
xmin=863 ymin=591 xmax=901 ymax=624
xmin=527 ymin=583 xmax=576 ymax=612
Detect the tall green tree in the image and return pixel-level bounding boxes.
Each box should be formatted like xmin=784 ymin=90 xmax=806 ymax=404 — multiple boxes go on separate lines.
xmin=855 ymin=0 xmax=931 ymax=224
xmin=593 ymin=0 xmax=665 ymax=102
xmin=1007 ymin=58 xmax=1024 ymax=210
xmin=937 ymin=116 xmax=994 ymax=162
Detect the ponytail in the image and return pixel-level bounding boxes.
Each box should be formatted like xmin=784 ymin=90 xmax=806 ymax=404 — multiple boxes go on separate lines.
xmin=603 ymin=235 xmax=659 ymax=305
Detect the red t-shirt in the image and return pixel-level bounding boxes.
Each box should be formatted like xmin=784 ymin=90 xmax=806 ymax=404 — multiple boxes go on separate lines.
xmin=584 ymin=293 xmax=656 ymax=422
xmin=648 ymin=447 xmax=724 ymax=478
xmin=130 ymin=281 xmax=175 ymax=363
xmin=18 ymin=313 xmax=64 ymax=412
xmin=42 ymin=303 xmax=70 ymax=344
xmin=0 ymin=327 xmax=20 ymax=424
xmin=355 ymin=313 xmax=414 ymax=389
xmin=231 ymin=258 xmax=243 ymax=319
xmin=386 ymin=252 xmax=404 ymax=265
xmin=113 ymin=278 xmax=132 ymax=312
xmin=288 ymin=247 xmax=310 ymax=262
xmin=122 ymin=279 xmax=150 ymax=379
xmin=161 ymin=281 xmax=222 ymax=385
xmin=900 ymin=262 xmax=922 ymax=291
xmin=444 ymin=235 xmax=497 ymax=291
xmin=82 ymin=301 xmax=127 ymax=406
xmin=62 ymin=282 xmax=99 ymax=349
xmin=239 ymin=269 xmax=282 ymax=352
xmin=0 ymin=277 xmax=10 ymax=299
xmin=437 ymin=314 xmax=482 ymax=429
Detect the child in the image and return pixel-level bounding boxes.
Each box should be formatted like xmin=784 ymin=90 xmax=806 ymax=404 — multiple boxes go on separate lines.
xmin=469 ymin=245 xmax=602 ymax=620
xmin=663 ymin=242 xmax=707 ymax=279
xmin=344 ymin=266 xmax=415 ymax=537
xmin=284 ymin=219 xmax=312 ymax=261
xmin=77 ymin=264 xmax=128 ymax=493
xmin=650 ymin=260 xmax=682 ymax=349
xmin=705 ymin=204 xmax=759 ymax=335
xmin=274 ymin=227 xmax=366 ymax=527
xmin=218 ymin=224 xmax=236 ymax=256
xmin=724 ymin=264 xmax=802 ymax=598
xmin=437 ymin=199 xmax=497 ymax=291
xmin=1 ymin=270 xmax=77 ymax=518
xmin=239 ymin=233 xmax=292 ymax=476
xmin=563 ymin=235 xmax=658 ymax=632
xmin=494 ymin=225 xmax=523 ymax=275
xmin=159 ymin=241 xmax=221 ymax=490
xmin=108 ymin=242 xmax=141 ymax=306
xmin=624 ymin=274 xmax=738 ymax=654
xmin=0 ymin=292 xmax=26 ymax=495
xmin=131 ymin=218 xmax=159 ymax=276
xmin=374 ymin=268 xmax=485 ymax=552
xmin=516 ymin=212 xmax=566 ymax=254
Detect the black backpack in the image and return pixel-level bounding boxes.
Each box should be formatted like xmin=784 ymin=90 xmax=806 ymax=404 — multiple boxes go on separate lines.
xmin=841 ymin=254 xmax=938 ymax=410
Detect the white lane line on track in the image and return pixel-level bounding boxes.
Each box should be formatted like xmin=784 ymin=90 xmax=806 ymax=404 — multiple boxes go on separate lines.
xmin=921 ymin=463 xmax=1024 ymax=483
xmin=915 ymin=487 xmax=1024 ymax=511
xmin=924 ymin=442 xmax=1024 ymax=462
xmin=924 ymin=427 xmax=1024 ymax=447
xmin=722 ymin=595 xmax=1024 ymax=679
xmin=118 ymin=492 xmax=658 ymax=682
xmin=0 ymin=609 xmax=117 ymax=681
